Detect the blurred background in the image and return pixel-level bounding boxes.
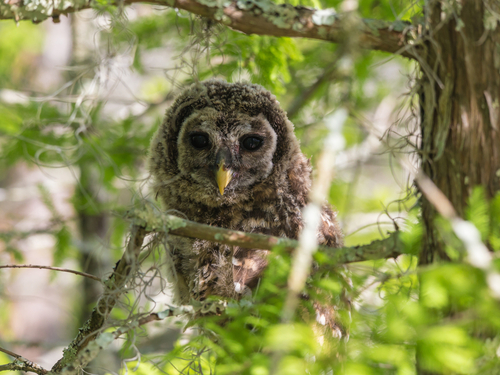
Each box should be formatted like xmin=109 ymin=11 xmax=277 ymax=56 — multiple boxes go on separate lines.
xmin=0 ymin=2 xmax=421 ymax=373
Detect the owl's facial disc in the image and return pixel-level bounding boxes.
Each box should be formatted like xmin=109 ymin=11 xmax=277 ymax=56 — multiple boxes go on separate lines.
xmin=177 ymin=109 xmax=277 ymax=201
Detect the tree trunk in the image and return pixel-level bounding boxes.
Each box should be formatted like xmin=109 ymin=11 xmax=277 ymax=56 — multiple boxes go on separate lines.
xmin=419 ymin=0 xmax=500 ymax=264
xmin=418 ymin=1 xmax=500 ymax=373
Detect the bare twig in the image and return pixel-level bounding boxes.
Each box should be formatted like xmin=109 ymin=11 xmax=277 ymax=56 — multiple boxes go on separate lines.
xmin=0 ymin=264 xmax=101 ymax=282
xmin=0 ymin=0 xmax=416 ymax=58
xmin=0 ymin=228 xmax=58 ymax=241
xmin=0 ymin=346 xmax=22 ymax=359
xmin=136 ymin=301 xmax=226 ymax=326
xmin=414 ymin=172 xmax=457 ymax=219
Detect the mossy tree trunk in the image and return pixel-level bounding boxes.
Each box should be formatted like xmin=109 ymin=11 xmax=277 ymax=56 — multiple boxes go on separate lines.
xmin=419 ymin=0 xmax=500 ymax=264
xmin=418 ymin=0 xmax=500 ymax=373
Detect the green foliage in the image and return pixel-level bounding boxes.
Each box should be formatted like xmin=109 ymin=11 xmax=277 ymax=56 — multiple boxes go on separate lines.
xmin=0 ymin=23 xmax=43 ymax=88
xmin=466 ymin=186 xmax=490 ymax=240
xmin=489 ymin=192 xmax=500 ymax=251
xmin=467 ymin=187 xmax=500 ymax=251
xmin=317 ymin=0 xmax=424 ymax=20
xmin=1 ymin=1 xmax=499 ymax=375
xmin=0 ymin=352 xmax=19 ymax=375
xmin=207 ymin=34 xmax=304 ymax=95
xmin=54 ymin=226 xmax=75 ymax=267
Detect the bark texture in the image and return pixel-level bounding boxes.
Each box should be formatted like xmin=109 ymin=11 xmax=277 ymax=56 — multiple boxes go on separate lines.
xmin=419 ymin=0 xmax=500 ymax=264
xmin=418 ymin=1 xmax=500 ymax=373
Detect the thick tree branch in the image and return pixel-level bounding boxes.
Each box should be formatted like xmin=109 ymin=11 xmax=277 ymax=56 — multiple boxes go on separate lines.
xmin=0 ymin=0 xmax=415 ymax=57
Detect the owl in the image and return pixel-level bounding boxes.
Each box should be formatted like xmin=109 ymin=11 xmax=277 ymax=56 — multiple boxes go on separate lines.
xmin=149 ymin=79 xmax=343 ymax=327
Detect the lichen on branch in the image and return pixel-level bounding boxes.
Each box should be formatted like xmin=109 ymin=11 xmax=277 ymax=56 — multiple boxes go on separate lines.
xmin=0 ymin=0 xmax=415 ymax=56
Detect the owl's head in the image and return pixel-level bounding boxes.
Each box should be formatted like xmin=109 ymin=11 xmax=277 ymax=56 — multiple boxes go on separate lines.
xmin=150 ymin=80 xmax=305 ymax=206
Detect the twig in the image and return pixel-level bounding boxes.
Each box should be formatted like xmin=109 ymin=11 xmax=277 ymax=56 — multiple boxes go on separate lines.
xmin=0 ymin=346 xmax=21 ymax=359
xmin=281 ymin=0 xmax=361 ymax=324
xmin=0 ymin=264 xmax=101 ymax=282
xmin=0 ymin=228 xmax=58 ymax=241
xmin=414 ymin=172 xmax=456 ymax=219
xmin=136 ymin=302 xmax=224 ymax=326
xmin=52 ymin=303 xmax=225 ymax=375
xmin=51 ymin=225 xmax=148 ymax=373
xmin=0 ymin=361 xmax=48 ymax=375
xmin=0 ymin=347 xmax=48 ymax=375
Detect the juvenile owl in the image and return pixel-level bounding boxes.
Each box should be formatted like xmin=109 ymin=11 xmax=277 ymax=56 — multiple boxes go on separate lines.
xmin=149 ymin=79 xmax=343 ymax=308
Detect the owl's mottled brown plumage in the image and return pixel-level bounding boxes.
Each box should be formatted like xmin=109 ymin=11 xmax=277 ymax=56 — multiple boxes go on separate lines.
xmin=149 ymin=80 xmax=343 ymax=312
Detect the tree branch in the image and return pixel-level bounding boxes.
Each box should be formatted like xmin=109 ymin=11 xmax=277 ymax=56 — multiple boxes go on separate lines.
xmin=0 ymin=347 xmax=48 ymax=375
xmin=0 ymin=361 xmax=48 ymax=375
xmin=50 ymin=225 xmax=147 ymax=373
xmin=0 ymin=0 xmax=415 ymax=57
xmin=133 ymin=210 xmax=403 ymax=265
xmin=0 ymin=264 xmax=101 ymax=282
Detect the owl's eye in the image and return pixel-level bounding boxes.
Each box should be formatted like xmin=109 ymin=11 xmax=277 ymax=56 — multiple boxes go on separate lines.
xmin=242 ymin=136 xmax=263 ymax=151
xmin=190 ymin=133 xmax=209 ymax=149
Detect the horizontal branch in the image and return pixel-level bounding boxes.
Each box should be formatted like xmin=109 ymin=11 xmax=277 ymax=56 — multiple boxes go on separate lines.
xmin=0 ymin=361 xmax=48 ymax=375
xmin=0 ymin=264 xmax=101 ymax=281
xmin=137 ymin=300 xmax=226 ymax=325
xmin=133 ymin=210 xmax=404 ymax=265
xmin=0 ymin=0 xmax=415 ymax=57
xmin=0 ymin=347 xmax=48 ymax=375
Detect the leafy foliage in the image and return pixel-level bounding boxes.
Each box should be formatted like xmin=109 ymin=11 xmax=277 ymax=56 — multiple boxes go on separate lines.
xmin=1 ymin=1 xmax=499 ymax=375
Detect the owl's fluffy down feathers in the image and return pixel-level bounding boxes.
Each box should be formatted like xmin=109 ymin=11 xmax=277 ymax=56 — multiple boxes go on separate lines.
xmin=150 ymin=79 xmax=343 ymax=304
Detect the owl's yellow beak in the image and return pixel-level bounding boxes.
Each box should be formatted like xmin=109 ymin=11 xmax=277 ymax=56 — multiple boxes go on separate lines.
xmin=216 ymin=161 xmax=232 ymax=195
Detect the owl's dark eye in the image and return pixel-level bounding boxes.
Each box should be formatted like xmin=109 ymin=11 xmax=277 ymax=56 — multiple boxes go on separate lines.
xmin=190 ymin=133 xmax=209 ymax=149
xmin=242 ymin=136 xmax=263 ymax=151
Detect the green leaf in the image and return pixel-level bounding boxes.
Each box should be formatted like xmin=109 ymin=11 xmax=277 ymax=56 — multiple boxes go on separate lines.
xmin=466 ymin=186 xmax=490 ymax=240
xmin=54 ymin=227 xmax=72 ymax=267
